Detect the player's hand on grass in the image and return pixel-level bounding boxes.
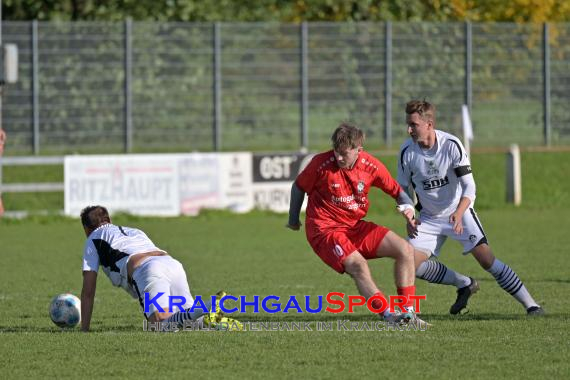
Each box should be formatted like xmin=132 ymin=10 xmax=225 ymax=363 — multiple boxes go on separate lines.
xmin=286 ymin=222 xmax=302 ymax=231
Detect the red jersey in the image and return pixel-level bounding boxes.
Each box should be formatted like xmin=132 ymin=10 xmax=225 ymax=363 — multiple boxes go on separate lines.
xmin=296 ymin=150 xmax=401 ymax=231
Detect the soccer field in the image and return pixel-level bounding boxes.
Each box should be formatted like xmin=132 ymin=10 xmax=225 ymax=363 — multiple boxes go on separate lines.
xmin=0 ymin=207 xmax=567 ymax=378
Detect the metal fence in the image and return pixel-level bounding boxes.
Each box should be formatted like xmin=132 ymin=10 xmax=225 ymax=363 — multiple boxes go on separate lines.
xmin=2 ymin=21 xmax=569 ymax=155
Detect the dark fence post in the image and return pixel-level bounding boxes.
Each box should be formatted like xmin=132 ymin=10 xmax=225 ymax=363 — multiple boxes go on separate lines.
xmin=543 ymin=23 xmax=551 ymax=147
xmin=465 ymin=21 xmax=472 ymax=115
xmin=124 ymin=19 xmax=133 ymax=153
xmin=32 ymin=20 xmax=40 ymax=155
xmin=384 ymin=21 xmax=392 ymax=148
xmin=213 ymin=22 xmax=222 ymax=151
xmin=300 ymin=22 xmax=309 ymax=151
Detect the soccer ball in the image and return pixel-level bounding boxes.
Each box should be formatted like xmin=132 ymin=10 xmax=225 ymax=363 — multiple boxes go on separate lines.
xmin=49 ymin=293 xmax=81 ymax=328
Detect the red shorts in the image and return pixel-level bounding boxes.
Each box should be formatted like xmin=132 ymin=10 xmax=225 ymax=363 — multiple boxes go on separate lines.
xmin=306 ymin=220 xmax=390 ymax=274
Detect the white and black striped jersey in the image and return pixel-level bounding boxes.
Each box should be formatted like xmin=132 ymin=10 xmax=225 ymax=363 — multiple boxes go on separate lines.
xmin=397 ymin=130 xmax=474 ymax=218
xmin=82 ymin=223 xmax=166 ymax=298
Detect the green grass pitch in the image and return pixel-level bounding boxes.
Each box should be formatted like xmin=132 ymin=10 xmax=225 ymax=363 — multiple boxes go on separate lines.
xmin=0 ymin=151 xmax=569 ymax=378
xmin=0 ymin=208 xmax=568 ymax=378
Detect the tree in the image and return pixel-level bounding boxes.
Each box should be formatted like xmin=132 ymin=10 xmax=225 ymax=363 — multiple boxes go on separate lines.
xmin=4 ymin=0 xmax=570 ymax=22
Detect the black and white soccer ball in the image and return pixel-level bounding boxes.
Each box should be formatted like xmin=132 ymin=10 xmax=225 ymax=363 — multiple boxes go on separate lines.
xmin=49 ymin=293 xmax=81 ymax=328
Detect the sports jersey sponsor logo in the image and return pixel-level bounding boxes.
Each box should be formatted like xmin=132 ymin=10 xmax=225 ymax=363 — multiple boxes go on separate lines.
xmin=333 ymin=244 xmax=344 ymax=257
xmin=425 ymin=160 xmax=440 ymax=175
xmin=331 ymin=193 xmax=367 ymax=210
xmin=331 ymin=194 xmax=355 ymax=203
xmin=422 ymin=176 xmax=449 ymax=190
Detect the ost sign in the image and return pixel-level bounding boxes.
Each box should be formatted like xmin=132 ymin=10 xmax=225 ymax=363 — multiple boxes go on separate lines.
xmin=252 ymin=153 xmax=313 ymax=212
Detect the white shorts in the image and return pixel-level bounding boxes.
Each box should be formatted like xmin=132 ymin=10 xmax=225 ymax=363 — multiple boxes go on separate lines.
xmin=130 ymin=256 xmax=194 ymax=318
xmin=409 ymin=208 xmax=488 ymax=257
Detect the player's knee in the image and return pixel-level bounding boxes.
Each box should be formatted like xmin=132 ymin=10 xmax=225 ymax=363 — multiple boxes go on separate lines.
xmin=395 ymin=241 xmax=415 ymax=261
xmin=343 ymin=253 xmax=367 ymax=277
xmin=414 ymin=249 xmax=430 ymax=270
xmin=471 ymin=244 xmax=495 ymax=269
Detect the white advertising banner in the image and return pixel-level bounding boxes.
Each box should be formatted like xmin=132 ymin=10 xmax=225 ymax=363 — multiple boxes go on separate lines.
xmin=178 ymin=153 xmax=253 ymax=215
xmin=252 ymin=182 xmax=297 ymax=213
xmin=65 ymin=153 xmax=254 ymax=217
xmin=178 ymin=153 xmax=221 ymax=216
xmin=217 ymin=153 xmax=253 ymax=213
xmin=64 ymin=154 xmax=180 ymax=216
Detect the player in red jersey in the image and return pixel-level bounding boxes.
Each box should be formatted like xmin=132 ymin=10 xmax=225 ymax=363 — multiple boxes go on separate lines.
xmin=287 ymin=123 xmax=429 ymax=326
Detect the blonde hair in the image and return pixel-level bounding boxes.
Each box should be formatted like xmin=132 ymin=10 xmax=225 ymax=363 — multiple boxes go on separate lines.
xmin=405 ymin=100 xmax=436 ymax=123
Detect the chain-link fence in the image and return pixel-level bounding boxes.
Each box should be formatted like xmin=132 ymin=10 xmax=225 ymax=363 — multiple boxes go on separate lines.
xmin=2 ymin=21 xmax=569 ymax=154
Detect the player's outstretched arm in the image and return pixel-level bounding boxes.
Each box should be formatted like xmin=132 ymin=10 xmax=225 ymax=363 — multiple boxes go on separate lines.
xmin=395 ymin=190 xmax=417 ymax=222
xmin=80 ymin=270 xmax=98 ymax=332
xmin=286 ymin=182 xmax=305 ymax=231
xmin=396 ymin=188 xmax=420 ymax=237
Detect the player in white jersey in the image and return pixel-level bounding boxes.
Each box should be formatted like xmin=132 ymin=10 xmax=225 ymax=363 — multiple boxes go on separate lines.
xmin=397 ymin=100 xmax=543 ymax=316
xmin=80 ymin=205 xmax=242 ymax=331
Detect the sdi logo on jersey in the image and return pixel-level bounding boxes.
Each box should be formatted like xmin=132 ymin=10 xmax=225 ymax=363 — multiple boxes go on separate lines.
xmin=422 ymin=175 xmax=449 ymax=190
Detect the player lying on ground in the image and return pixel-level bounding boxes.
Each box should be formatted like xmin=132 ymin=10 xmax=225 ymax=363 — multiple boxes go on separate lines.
xmin=398 ymin=100 xmax=543 ymax=316
xmin=79 ymin=205 xmax=242 ymax=331
xmin=287 ymin=123 xmax=429 ymax=326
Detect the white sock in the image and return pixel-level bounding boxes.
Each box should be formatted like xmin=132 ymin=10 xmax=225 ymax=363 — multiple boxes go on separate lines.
xmin=487 ymin=258 xmax=539 ymax=309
